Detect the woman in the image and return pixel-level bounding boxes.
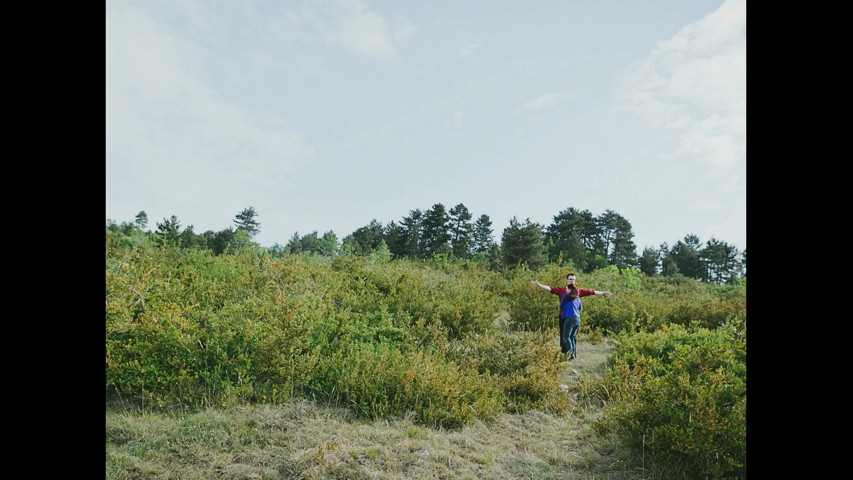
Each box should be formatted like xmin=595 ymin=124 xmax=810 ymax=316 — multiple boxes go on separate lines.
xmin=529 ymin=274 xmax=611 ymax=359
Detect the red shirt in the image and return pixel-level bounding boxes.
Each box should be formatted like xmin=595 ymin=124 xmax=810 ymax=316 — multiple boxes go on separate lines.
xmin=549 ymin=286 xmax=595 ymax=317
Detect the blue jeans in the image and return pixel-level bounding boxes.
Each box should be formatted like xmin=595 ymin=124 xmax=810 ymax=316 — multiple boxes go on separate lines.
xmin=561 ymin=315 xmax=580 ymax=358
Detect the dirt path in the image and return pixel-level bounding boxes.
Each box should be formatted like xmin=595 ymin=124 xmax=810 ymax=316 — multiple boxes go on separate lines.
xmin=561 ymin=336 xmax=618 ymax=382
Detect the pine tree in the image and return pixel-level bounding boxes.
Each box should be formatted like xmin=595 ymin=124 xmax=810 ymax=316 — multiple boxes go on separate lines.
xmin=639 ymin=247 xmax=659 ymax=276
xmin=383 ymin=221 xmax=406 ymax=258
xmin=234 ymin=207 xmax=261 ymax=238
xmin=156 ymin=215 xmax=182 ymax=246
xmin=472 ymin=214 xmax=495 ymax=253
xmin=344 ymin=220 xmax=384 ymax=256
xmin=134 ymin=211 xmax=148 ymax=231
xmin=400 ymin=209 xmax=424 ymax=258
xmin=421 ymin=204 xmax=452 ymax=257
xmin=546 ymin=208 xmax=597 ymax=271
xmin=500 ymin=217 xmax=547 ymax=269
xmin=449 ymin=203 xmax=474 ymax=258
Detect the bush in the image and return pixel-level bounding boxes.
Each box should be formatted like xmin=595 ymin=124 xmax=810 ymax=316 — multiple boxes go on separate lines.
xmin=445 ymin=329 xmax=572 ymax=413
xmin=307 ymin=342 xmax=505 ymax=428
xmin=106 ymin=246 xmax=318 ymax=407
xmin=595 ymin=324 xmax=746 ymax=478
xmin=106 ymin=240 xmax=745 ymax=442
xmin=503 ymin=264 xmax=565 ymax=331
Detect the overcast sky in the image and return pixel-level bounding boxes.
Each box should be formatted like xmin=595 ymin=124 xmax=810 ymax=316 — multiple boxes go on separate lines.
xmin=106 ymin=0 xmax=746 ymax=253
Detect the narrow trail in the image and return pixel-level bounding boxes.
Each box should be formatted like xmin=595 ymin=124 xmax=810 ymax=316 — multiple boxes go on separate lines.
xmin=560 ymin=336 xmax=618 ymax=386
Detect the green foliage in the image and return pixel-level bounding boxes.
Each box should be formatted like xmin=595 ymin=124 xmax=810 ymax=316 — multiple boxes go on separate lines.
xmin=472 ymin=214 xmax=495 ymax=254
xmin=445 ymin=330 xmax=572 ymax=413
xmin=233 ymin=206 xmax=261 ymax=238
xmin=309 ymin=342 xmax=504 ymax=427
xmin=343 ymin=219 xmax=384 ymax=256
xmin=501 ymin=217 xmax=548 ymax=270
xmin=421 ymin=204 xmax=452 ymax=258
xmin=106 ymin=232 xmax=746 ymax=462
xmin=575 ymin=271 xmax=745 ymax=335
xmin=106 ymin=243 xmax=570 ymax=427
xmin=503 ymin=264 xmax=565 ymax=331
xmin=638 ymin=247 xmax=659 ymax=276
xmin=595 ymin=324 xmax=746 ymax=478
xmin=155 ymin=215 xmax=182 ymax=247
xmin=106 ymin=246 xmax=317 ymax=408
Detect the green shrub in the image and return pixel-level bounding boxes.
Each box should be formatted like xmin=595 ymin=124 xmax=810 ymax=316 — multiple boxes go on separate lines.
xmin=106 ymin=241 xmax=745 ymax=440
xmin=307 ymin=342 xmax=505 ymax=428
xmin=503 ymin=264 xmax=565 ymax=331
xmin=446 ymin=330 xmax=572 ymax=413
xmin=595 ymin=325 xmax=746 ymax=478
xmin=106 ymin=246 xmax=318 ymax=407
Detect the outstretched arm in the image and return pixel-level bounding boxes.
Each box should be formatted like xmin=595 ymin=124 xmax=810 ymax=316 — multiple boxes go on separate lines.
xmin=578 ymin=288 xmax=613 ymax=297
xmin=529 ymin=280 xmax=552 ymax=292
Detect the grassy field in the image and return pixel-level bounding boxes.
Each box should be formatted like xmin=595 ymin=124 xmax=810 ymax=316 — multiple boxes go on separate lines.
xmin=106 ymin=337 xmax=678 ymax=480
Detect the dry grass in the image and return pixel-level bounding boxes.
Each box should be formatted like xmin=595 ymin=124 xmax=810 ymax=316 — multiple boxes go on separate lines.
xmin=107 ymin=338 xmax=650 ymax=479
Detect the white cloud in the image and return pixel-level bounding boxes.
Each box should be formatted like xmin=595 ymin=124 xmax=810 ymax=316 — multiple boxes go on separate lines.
xmin=615 ymin=0 xmax=746 ymax=168
xmin=606 ymin=0 xmax=746 ymax=248
xmin=106 ymin=2 xmax=315 ymax=227
xmin=514 ymin=91 xmax=576 ymax=114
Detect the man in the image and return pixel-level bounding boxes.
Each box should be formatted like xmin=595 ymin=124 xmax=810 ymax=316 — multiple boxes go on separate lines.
xmin=529 ymin=274 xmax=612 ymax=359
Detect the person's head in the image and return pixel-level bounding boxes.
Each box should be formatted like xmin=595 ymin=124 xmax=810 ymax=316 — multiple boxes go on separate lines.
xmin=566 ymin=273 xmax=579 ymax=299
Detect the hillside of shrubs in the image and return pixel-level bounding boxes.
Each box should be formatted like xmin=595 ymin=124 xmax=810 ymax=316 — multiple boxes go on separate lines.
xmin=106 ymin=237 xmax=746 ymax=477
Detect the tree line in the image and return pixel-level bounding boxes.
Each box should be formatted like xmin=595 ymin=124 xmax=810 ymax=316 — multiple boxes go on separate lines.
xmin=106 ymin=204 xmax=745 ymax=284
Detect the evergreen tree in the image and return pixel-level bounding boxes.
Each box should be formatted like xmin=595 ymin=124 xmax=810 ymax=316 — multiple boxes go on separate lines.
xmin=421 ymin=204 xmax=452 ymax=257
xmin=180 ymin=225 xmax=201 ymax=249
xmin=545 ymin=208 xmax=597 ymax=270
xmin=316 ymin=231 xmax=339 ymax=256
xmin=478 ymin=243 xmax=503 ymax=271
xmin=211 ymin=228 xmax=236 ymax=255
xmin=700 ymin=238 xmax=741 ymax=284
xmin=595 ymin=209 xmax=637 ymax=268
xmin=344 ymin=219 xmax=384 ymax=256
xmin=472 ymin=214 xmax=495 ymax=253
xmin=655 ymin=242 xmax=675 ymax=276
xmin=400 ymin=209 xmax=424 ymax=258
xmin=639 ymin=247 xmax=659 ymax=276
xmin=547 ymin=208 xmax=600 ymax=272
xmin=383 ymin=221 xmax=406 ymax=258
xmin=285 ymin=232 xmax=302 ymax=254
xmin=134 ymin=211 xmax=148 ymax=230
xmin=299 ymin=231 xmax=321 ymax=254
xmin=501 ymin=217 xmax=548 ymax=270
xmin=449 ymin=203 xmax=474 ymax=258
xmin=234 ymin=207 xmax=261 ymax=238
xmin=200 ymin=230 xmax=216 ymax=251
xmin=666 ymin=234 xmax=703 ymax=279
xmin=156 ymin=215 xmax=182 ymax=246
xmin=611 ymin=229 xmax=639 ymax=269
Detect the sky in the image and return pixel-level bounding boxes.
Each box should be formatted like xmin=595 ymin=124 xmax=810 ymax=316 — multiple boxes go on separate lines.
xmin=106 ymin=0 xmax=746 ymax=253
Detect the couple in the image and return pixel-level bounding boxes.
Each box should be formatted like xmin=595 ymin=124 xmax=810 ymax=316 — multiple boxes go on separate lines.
xmin=529 ymin=273 xmax=612 ymax=359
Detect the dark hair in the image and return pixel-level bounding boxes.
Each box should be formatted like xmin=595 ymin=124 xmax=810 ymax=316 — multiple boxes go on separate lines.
xmin=565 ymin=284 xmax=579 ymax=300
xmin=566 ymin=273 xmax=576 ymax=279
